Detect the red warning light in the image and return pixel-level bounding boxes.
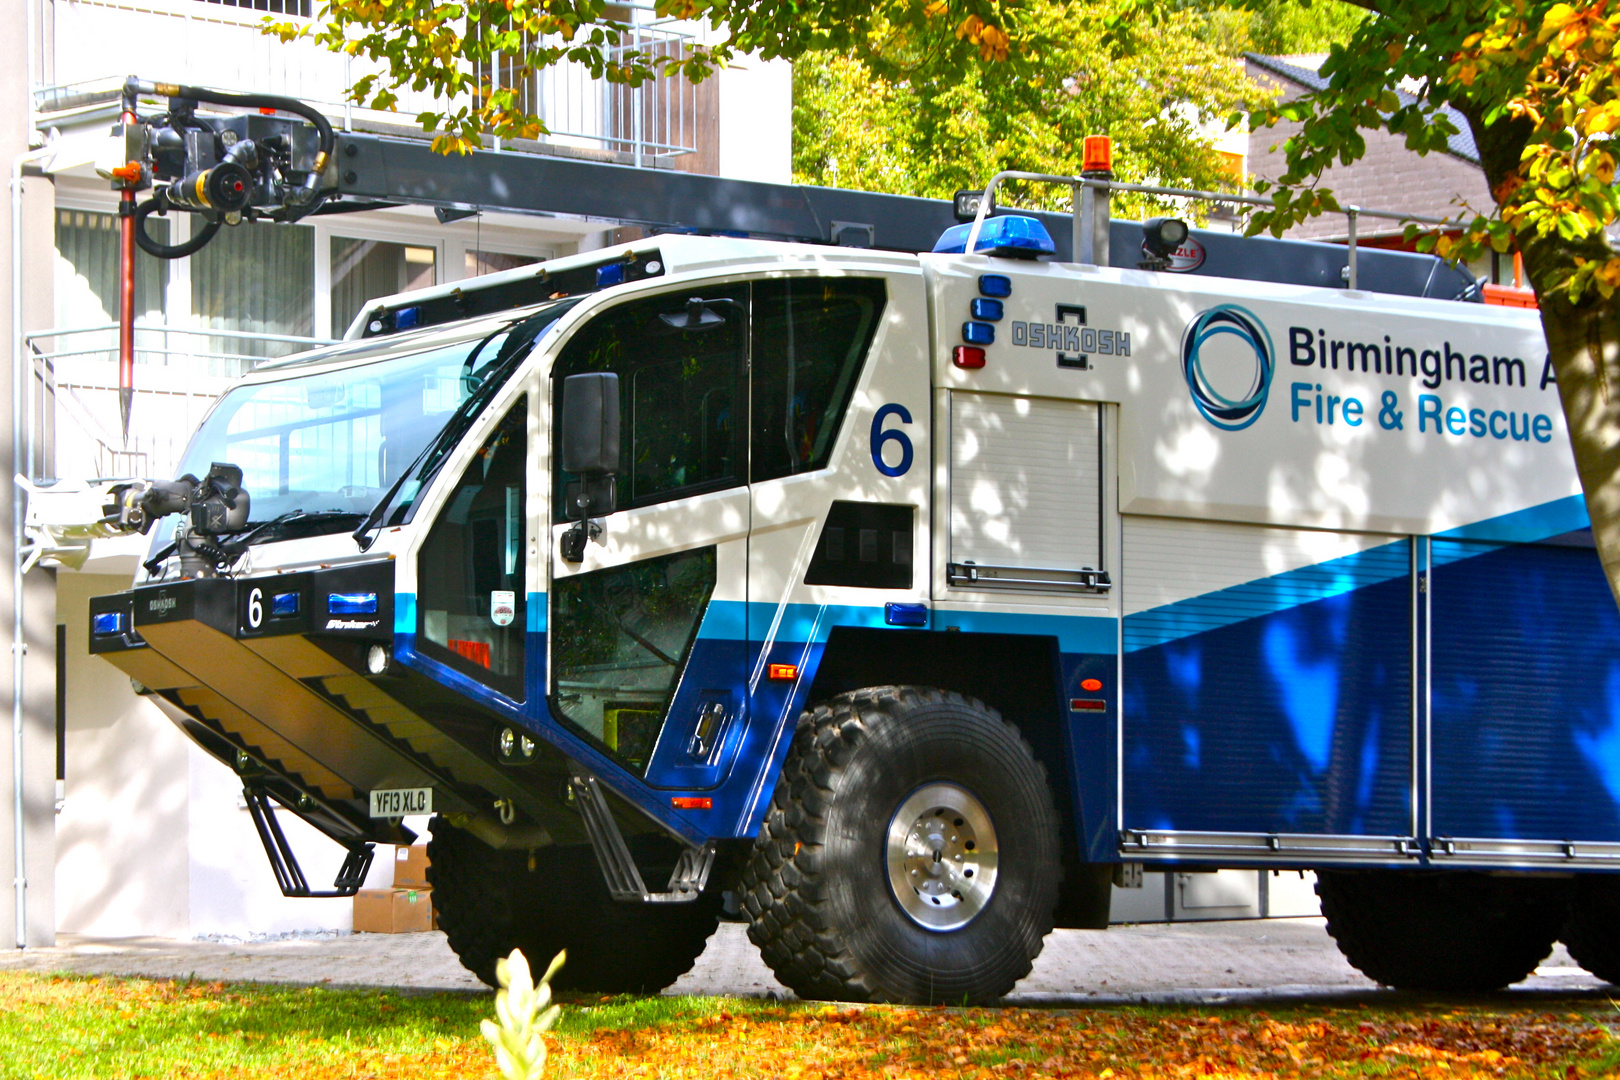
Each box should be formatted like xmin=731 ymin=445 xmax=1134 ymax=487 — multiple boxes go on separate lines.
xmin=768 ymin=663 xmax=799 ymax=681
xmin=952 ymin=345 xmax=986 ymax=369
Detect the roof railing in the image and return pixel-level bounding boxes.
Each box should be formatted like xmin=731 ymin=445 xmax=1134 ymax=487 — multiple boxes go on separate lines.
xmin=963 ymin=169 xmax=1453 ymax=291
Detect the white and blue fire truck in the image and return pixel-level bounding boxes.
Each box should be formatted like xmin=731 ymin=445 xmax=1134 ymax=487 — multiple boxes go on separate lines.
xmin=64 ymin=107 xmax=1619 ymax=1002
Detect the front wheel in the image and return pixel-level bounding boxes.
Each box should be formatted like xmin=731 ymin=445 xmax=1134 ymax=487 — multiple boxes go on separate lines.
xmin=741 ymin=686 xmax=1061 ymax=1004
xmin=427 ymin=818 xmax=720 ymax=993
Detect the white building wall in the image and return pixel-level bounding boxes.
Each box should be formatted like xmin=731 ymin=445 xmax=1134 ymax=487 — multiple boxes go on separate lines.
xmin=56 ymin=572 xmax=191 ymax=937
xmin=716 ymin=58 xmax=793 ymax=184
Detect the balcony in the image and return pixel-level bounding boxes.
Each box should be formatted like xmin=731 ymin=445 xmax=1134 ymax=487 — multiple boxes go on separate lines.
xmin=24 ymin=324 xmax=332 ymax=482
xmin=42 ymin=0 xmax=703 ymax=163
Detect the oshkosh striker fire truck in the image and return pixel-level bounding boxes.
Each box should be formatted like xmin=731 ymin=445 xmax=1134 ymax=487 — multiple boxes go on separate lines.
xmin=78 ymin=156 xmax=1620 ymax=1004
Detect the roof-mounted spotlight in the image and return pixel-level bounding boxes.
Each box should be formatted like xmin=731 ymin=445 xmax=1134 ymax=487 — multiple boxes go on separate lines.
xmin=1140 ymin=216 xmax=1190 ymax=271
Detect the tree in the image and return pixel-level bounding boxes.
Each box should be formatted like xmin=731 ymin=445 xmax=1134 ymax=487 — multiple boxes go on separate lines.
xmin=1231 ymin=1 xmax=1620 ymax=606
xmin=269 ymin=0 xmax=1055 ymax=153
xmin=790 ymin=1 xmax=1257 ymax=216
xmin=790 ymin=1 xmax=1254 ymax=217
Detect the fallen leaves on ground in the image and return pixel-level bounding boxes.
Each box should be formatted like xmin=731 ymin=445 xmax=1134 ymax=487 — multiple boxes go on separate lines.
xmin=0 ymin=971 xmax=1617 ymax=1079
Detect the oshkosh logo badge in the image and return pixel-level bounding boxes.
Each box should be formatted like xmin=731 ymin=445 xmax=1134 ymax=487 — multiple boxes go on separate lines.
xmin=147 ymin=593 xmax=177 ymax=615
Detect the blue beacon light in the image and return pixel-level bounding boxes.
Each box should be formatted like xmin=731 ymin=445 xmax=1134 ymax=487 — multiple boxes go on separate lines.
xmin=328 ymin=592 xmax=379 ymax=615
xmin=932 ymin=215 xmax=1056 ymax=258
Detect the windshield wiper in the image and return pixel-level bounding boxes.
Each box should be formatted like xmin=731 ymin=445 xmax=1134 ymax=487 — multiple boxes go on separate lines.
xmin=234 ymin=509 xmax=366 ymax=547
xmin=143 ymin=509 xmax=366 ymax=577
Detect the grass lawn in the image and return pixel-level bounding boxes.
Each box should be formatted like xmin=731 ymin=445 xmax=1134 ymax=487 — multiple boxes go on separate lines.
xmin=1 ymin=970 xmax=1617 ymax=1079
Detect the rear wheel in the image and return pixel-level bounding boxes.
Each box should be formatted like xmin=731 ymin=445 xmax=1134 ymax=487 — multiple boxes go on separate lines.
xmin=741 ymin=686 xmax=1061 ymax=1004
xmin=1316 ymin=870 xmax=1566 ymax=991
xmin=427 ymin=817 xmax=720 ymax=993
xmin=1560 ymin=876 xmax=1620 ymax=983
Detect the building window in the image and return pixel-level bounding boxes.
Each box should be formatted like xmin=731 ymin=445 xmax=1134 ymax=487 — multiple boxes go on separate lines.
xmin=331 ymin=238 xmax=436 ymax=337
xmin=466 ymin=249 xmax=540 ymax=278
xmin=199 ymin=0 xmax=312 ymax=17
xmin=54 ymin=209 xmax=168 ymax=342
xmin=193 ymin=222 xmax=314 ymax=368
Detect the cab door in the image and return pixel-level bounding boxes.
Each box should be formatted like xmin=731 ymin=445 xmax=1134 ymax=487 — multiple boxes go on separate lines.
xmin=546 ymin=286 xmax=751 ymax=791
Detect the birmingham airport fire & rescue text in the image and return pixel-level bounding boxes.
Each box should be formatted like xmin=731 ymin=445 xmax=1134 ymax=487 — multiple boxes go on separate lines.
xmin=1286 ymin=326 xmax=1555 ymax=441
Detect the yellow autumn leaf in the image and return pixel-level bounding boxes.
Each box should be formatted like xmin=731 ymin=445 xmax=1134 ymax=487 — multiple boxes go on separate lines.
xmin=978 ymin=22 xmax=1009 ymax=61
xmin=1541 ymin=2 xmax=1582 ymax=43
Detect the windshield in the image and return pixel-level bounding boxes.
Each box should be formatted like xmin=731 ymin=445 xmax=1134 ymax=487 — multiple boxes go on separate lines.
xmin=154 ymin=302 xmax=572 ymax=558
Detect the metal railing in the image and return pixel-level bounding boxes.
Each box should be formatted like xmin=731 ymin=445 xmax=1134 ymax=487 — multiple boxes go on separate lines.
xmin=40 ymin=0 xmax=700 ymax=161
xmin=966 ymin=170 xmax=1452 ymax=292
xmin=23 ymin=323 xmax=334 ymax=481
xmin=532 ymin=23 xmax=700 ymax=164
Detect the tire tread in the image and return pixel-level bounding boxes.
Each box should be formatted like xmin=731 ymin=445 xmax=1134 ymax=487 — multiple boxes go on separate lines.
xmin=741 ymin=685 xmax=1059 ymax=1003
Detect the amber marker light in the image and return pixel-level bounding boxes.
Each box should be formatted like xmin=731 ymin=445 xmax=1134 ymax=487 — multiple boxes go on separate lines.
xmin=1082 ymin=135 xmax=1113 ymax=173
xmin=768 ymin=663 xmax=799 ymax=681
xmin=1081 ymin=678 xmax=1104 ymax=692
xmin=671 ymin=796 xmax=713 ymax=810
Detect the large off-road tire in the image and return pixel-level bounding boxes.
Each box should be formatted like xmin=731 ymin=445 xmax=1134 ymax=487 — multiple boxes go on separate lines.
xmin=741 ymin=686 xmax=1061 ymax=1004
xmin=426 ymin=817 xmax=720 ymax=993
xmin=1316 ymin=870 xmax=1566 ymax=992
xmin=1560 ymin=875 xmax=1620 ymax=983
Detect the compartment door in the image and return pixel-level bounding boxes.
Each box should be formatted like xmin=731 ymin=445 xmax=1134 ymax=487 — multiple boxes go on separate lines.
xmin=947 ymin=392 xmax=1104 ymax=592
xmin=1428 ymin=533 xmax=1620 ymax=860
xmin=1120 ymin=520 xmax=1418 ymax=857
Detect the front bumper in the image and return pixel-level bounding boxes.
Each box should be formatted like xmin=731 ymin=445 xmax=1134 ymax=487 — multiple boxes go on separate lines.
xmin=90 ymin=561 xmax=563 ymax=848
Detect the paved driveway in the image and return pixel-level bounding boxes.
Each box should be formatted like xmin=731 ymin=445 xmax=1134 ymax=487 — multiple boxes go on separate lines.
xmin=0 ymin=918 xmax=1607 ymax=1004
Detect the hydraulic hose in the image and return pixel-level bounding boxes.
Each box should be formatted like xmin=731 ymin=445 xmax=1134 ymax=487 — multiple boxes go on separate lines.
xmin=129 ymin=199 xmax=221 ymax=259
xmin=124 ymin=78 xmax=336 ymax=211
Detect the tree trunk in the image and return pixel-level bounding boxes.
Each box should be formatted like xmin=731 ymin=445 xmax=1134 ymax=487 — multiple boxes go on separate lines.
xmin=1533 ymin=269 xmax=1620 ymax=610
xmin=1462 ymin=108 xmax=1620 ymax=609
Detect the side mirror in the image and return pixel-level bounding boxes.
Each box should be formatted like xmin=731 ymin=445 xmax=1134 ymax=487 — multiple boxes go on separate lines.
xmin=560 ymin=372 xmax=620 ymax=476
xmin=558 ymin=373 xmax=619 ymax=563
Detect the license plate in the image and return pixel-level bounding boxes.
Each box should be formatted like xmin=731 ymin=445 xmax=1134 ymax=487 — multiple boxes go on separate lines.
xmin=370 ymin=787 xmax=433 ymax=817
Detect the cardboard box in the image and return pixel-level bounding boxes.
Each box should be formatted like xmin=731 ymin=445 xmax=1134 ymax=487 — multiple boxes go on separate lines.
xmin=353 ymin=887 xmax=434 ymax=934
xmin=394 ymin=844 xmax=431 ymax=889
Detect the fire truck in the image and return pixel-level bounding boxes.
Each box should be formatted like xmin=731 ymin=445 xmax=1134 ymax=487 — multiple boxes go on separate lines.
xmin=46 ymin=81 xmax=1620 ymax=1004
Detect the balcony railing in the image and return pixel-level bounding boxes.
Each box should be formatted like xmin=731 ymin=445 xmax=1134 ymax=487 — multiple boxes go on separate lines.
xmin=24 ymin=323 xmax=334 ymax=481
xmin=43 ymin=0 xmax=700 ymax=162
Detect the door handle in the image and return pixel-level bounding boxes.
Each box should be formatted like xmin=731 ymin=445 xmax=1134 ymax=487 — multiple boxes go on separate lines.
xmin=688 ymin=700 xmax=727 ymax=759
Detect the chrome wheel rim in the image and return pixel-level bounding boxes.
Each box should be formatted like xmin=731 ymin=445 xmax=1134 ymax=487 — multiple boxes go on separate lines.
xmin=885 ymin=782 xmax=999 ymax=931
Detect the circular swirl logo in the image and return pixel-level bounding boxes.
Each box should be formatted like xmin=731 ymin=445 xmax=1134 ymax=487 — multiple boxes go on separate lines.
xmin=1181 ymin=304 xmax=1274 ymax=431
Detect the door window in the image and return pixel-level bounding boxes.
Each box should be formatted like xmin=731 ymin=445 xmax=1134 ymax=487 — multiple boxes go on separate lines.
xmin=750 ymin=278 xmax=886 ymax=482
xmin=417 ymin=399 xmax=527 ymax=698
xmin=552 ymin=287 xmax=746 ymax=519
xmin=550 ymin=547 xmax=716 ymax=776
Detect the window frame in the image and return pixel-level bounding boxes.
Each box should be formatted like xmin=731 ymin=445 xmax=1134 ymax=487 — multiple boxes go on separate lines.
xmin=548 ymin=274 xmax=888 ymax=521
